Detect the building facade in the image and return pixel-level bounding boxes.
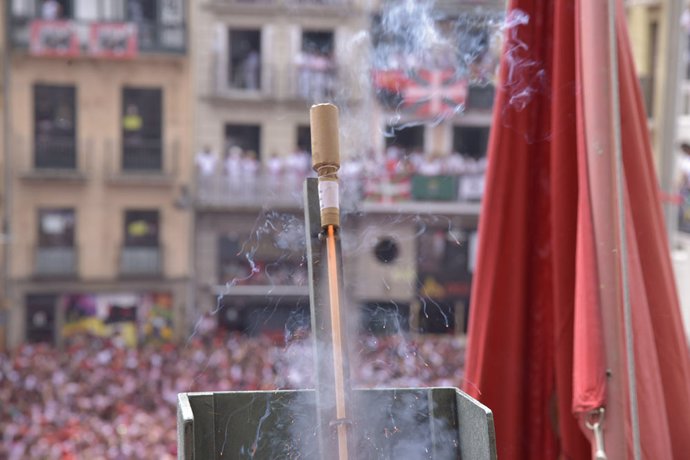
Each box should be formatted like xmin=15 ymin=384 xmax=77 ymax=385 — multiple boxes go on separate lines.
xmin=191 ymin=0 xmax=502 ymax=338
xmin=4 ymin=0 xmax=192 ymax=348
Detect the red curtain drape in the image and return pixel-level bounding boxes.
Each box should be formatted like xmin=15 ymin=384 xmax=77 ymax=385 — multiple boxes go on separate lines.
xmin=464 ymin=0 xmax=690 ymax=458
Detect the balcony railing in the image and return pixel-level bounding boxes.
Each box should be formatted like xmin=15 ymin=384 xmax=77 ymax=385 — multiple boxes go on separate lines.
xmin=209 ymin=60 xmax=279 ymax=100
xmin=9 ymin=16 xmax=186 ymax=55
xmin=119 ymin=246 xmax=162 ymax=277
xmin=122 ymin=139 xmax=164 ymax=171
xmin=35 ymin=247 xmax=77 ymax=278
xmin=195 ymin=168 xmax=486 ymax=211
xmin=14 ymin=134 xmax=90 ymax=180
xmin=35 ymin=136 xmax=77 ymax=170
xmin=105 ymin=139 xmax=179 ymax=180
xmin=289 ymin=63 xmax=339 ymax=102
xmin=196 ymin=171 xmax=306 ymax=208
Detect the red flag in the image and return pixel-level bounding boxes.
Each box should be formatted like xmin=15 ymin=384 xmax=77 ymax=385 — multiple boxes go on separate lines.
xmin=464 ymin=1 xmax=690 ymax=459
xmin=401 ymin=70 xmax=468 ymax=118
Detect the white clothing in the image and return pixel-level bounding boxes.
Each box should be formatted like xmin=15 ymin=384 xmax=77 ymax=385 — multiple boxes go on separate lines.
xmin=42 ymin=0 xmax=60 ymax=20
xmin=195 ymin=151 xmax=218 ymax=176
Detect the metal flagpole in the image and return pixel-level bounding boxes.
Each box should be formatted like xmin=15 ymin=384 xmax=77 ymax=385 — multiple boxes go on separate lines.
xmin=607 ymin=1 xmax=641 ymax=458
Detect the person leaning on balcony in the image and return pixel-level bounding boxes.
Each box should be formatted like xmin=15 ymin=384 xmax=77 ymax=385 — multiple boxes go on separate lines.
xmin=267 ymin=152 xmax=284 ymax=178
xmin=195 ymin=145 xmax=218 ymax=178
xmin=41 ymin=0 xmax=62 ymax=20
xmin=242 ymin=151 xmax=260 ymax=194
xmin=224 ymin=146 xmax=243 ymax=192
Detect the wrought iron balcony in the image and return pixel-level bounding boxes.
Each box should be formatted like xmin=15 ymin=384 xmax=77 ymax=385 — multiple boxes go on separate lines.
xmin=34 ymin=136 xmax=77 ymax=170
xmin=208 ymin=59 xmax=279 ymax=101
xmin=104 ymin=139 xmax=179 ymax=184
xmin=288 ymin=62 xmax=340 ymax=102
xmin=119 ymin=246 xmax=162 ymax=277
xmin=9 ymin=10 xmax=186 ymax=56
xmin=14 ymin=135 xmax=90 ymax=181
xmin=35 ymin=247 xmax=77 ymax=278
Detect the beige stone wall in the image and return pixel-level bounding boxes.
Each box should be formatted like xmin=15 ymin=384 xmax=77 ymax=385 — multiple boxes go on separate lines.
xmin=9 ymin=56 xmax=192 ymax=281
xmin=193 ymin=3 xmax=367 ymax=161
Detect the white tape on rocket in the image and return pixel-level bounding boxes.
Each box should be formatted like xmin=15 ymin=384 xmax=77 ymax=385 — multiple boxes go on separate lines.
xmin=319 ymin=180 xmax=339 ymax=210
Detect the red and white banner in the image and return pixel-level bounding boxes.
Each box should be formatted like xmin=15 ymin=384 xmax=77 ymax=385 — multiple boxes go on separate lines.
xmin=372 ymin=68 xmax=468 ymax=119
xmin=364 ymin=173 xmax=412 ymax=203
xmin=29 ymin=20 xmax=80 ymax=57
xmin=402 ymin=69 xmax=468 ymax=118
xmin=89 ymin=22 xmax=138 ymax=59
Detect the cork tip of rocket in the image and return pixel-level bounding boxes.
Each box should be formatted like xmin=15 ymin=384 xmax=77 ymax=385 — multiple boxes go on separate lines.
xmin=310 ymin=103 xmax=340 ymax=171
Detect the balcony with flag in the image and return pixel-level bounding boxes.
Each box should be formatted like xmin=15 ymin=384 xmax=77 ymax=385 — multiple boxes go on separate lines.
xmin=9 ymin=0 xmax=187 ymax=57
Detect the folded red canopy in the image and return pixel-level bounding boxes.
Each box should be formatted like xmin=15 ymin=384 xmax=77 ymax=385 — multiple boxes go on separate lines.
xmin=464 ymin=1 xmax=690 ymax=458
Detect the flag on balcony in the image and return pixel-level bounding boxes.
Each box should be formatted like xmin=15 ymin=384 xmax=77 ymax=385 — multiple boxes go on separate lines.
xmin=372 ymin=69 xmax=468 ymax=119
xmin=401 ymin=69 xmax=468 ymax=118
xmin=30 ymin=20 xmax=80 ymax=57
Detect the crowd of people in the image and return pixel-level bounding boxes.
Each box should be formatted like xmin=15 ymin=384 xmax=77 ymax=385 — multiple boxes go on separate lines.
xmin=0 ymin=329 xmax=466 ymax=459
xmin=195 ymin=146 xmax=487 ymax=203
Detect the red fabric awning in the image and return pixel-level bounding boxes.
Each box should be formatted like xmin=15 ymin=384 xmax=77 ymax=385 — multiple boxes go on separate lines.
xmin=464 ymin=1 xmax=690 ymax=458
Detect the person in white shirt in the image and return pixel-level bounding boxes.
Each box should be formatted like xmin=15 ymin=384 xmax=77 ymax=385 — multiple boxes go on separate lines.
xmin=241 ymin=150 xmax=260 ymax=196
xmin=417 ymin=152 xmax=444 ymax=176
xmin=41 ymin=0 xmax=61 ymax=20
xmin=195 ymin=145 xmax=218 ymax=178
xmin=224 ymin=146 xmax=243 ymax=194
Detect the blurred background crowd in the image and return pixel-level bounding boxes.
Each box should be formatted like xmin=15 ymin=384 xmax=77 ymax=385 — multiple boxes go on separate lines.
xmin=0 ymin=328 xmax=465 ymax=459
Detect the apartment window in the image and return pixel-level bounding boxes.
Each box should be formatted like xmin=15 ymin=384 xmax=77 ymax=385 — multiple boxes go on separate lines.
xmin=302 ymin=30 xmax=334 ymax=55
xmin=34 ymin=84 xmax=77 ymax=169
xmin=38 ymin=209 xmax=75 ymax=247
xmin=297 ymin=125 xmax=311 ymax=153
xmin=298 ymin=30 xmax=335 ymax=100
xmin=218 ymin=236 xmax=244 ymax=284
xmin=25 ymin=294 xmax=58 ymax=344
xmin=124 ymin=210 xmax=159 ymax=247
xmin=385 ymin=125 xmax=424 ymax=152
xmin=31 ymin=0 xmax=73 ymax=19
xmin=122 ymin=87 xmax=163 ymax=171
xmin=225 ymin=124 xmax=261 ymax=159
xmin=228 ymin=29 xmax=261 ymax=90
xmin=453 ymin=126 xmax=490 ymax=159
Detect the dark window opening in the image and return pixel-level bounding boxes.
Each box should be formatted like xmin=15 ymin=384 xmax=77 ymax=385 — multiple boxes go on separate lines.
xmin=25 ymin=294 xmax=57 ymax=344
xmin=124 ymin=210 xmax=159 ymax=247
xmin=38 ymin=209 xmax=75 ymax=247
xmin=225 ymin=124 xmax=261 ymax=159
xmin=217 ymin=230 xmax=307 ymax=287
xmin=385 ymin=125 xmax=425 ymax=152
xmin=127 ymin=0 xmax=159 ymax=49
xmin=302 ymin=30 xmax=334 ymax=55
xmin=418 ymin=301 xmax=455 ymax=334
xmin=127 ymin=0 xmax=157 ymax=22
xmin=453 ymin=126 xmax=490 ymax=159
xmin=297 ymin=30 xmax=336 ymax=100
xmin=417 ymin=227 xmax=473 ymax=333
xmin=361 ymin=301 xmax=410 ymax=335
xmin=122 ymin=87 xmax=163 ymax=171
xmin=229 ymin=29 xmax=261 ymax=90
xmin=297 ymin=125 xmax=311 ymax=153
xmin=217 ymin=296 xmax=310 ymax=340
xmin=37 ymin=0 xmax=73 ymax=20
xmin=218 ymin=236 xmax=243 ymax=284
xmin=34 ymin=84 xmax=77 ymax=169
